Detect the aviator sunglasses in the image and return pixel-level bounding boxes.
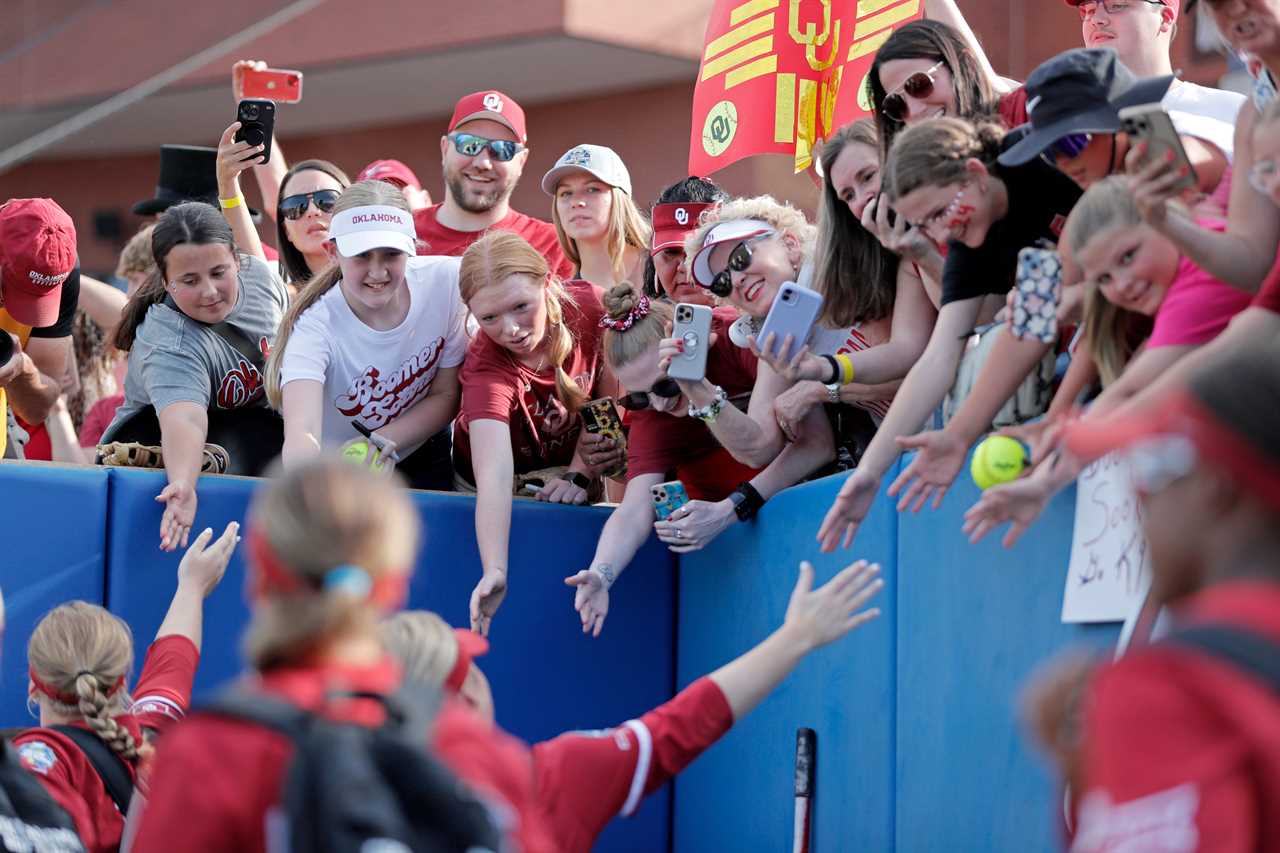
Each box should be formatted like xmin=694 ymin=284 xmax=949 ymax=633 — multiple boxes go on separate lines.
xmin=618 ymin=378 xmax=683 ymax=411
xmin=279 ymin=189 xmax=341 ymax=221
xmin=448 ymin=132 xmax=526 ymax=162
xmin=880 ymin=61 xmax=946 ymax=123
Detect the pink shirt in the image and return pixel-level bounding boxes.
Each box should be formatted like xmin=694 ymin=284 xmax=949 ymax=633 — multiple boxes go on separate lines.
xmin=1147 ymin=219 xmax=1254 ymax=349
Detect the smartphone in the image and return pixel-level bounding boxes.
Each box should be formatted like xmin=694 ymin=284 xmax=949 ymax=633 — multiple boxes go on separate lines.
xmin=240 ymin=67 xmax=303 ymax=103
xmin=667 ymin=303 xmax=714 ymax=383
xmin=233 ymin=99 xmax=276 ymax=165
xmin=757 ymin=283 xmax=823 ymax=360
xmin=1010 ymin=247 xmax=1062 ymax=345
xmin=652 ymin=481 xmax=690 ymax=520
xmin=1118 ymin=104 xmax=1197 ymax=194
xmin=580 ymin=397 xmax=627 ymax=478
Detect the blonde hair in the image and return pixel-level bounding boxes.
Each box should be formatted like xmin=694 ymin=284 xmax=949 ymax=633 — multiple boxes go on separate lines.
xmin=265 ymin=180 xmax=411 ymax=409
xmin=244 ymin=458 xmax=420 ymax=671
xmin=885 ymin=116 xmax=1004 ymax=201
xmin=1065 ymin=177 xmax=1159 ymax=385
xmin=683 ymin=195 xmax=815 ymax=270
xmin=551 ymin=185 xmax=651 ymax=281
xmin=458 ymin=231 xmax=589 ymax=412
xmin=115 ymin=224 xmax=157 ymax=280
xmin=601 ymin=282 xmax=673 ymax=370
xmin=28 ymin=602 xmax=143 ymax=761
xmin=380 ymin=610 xmax=458 ymax=689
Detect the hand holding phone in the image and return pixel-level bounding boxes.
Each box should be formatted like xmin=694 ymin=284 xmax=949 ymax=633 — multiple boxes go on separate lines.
xmin=580 ymin=398 xmax=628 ymax=478
xmin=757 ymin=283 xmax=822 ymax=363
xmin=652 ymin=481 xmax=690 ymax=520
xmin=1010 ymin=247 xmax=1062 ymax=345
xmin=233 ymin=99 xmax=275 ymax=165
xmin=1118 ymin=104 xmax=1197 ymax=194
xmin=667 ymin=303 xmax=714 ymax=383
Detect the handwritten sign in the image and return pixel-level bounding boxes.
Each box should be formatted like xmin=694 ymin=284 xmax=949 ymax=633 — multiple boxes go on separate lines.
xmin=1061 ymin=453 xmax=1152 ymax=623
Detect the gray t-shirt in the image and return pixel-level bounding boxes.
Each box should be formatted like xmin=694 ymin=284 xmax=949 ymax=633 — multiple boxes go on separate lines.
xmin=108 ymin=254 xmax=287 ymax=431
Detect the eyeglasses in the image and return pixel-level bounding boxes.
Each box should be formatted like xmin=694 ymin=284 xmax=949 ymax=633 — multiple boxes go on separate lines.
xmin=705 ymin=232 xmax=773 ymax=298
xmin=1076 ymin=0 xmax=1166 ymax=20
xmin=618 ymin=378 xmax=682 ymax=411
xmin=279 ymin=189 xmax=341 ymax=221
xmin=1126 ymin=435 xmax=1197 ymax=495
xmin=448 ymin=132 xmax=525 ymax=162
xmin=1249 ymin=158 xmax=1280 ymax=195
xmin=881 ymin=61 xmax=946 ymax=124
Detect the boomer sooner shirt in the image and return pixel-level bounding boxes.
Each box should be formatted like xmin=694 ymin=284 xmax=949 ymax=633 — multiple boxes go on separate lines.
xmin=107 ymin=255 xmax=285 ymax=432
xmin=278 ymin=255 xmax=469 ymax=455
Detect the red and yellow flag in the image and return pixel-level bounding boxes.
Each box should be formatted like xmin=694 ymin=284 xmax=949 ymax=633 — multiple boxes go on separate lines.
xmin=689 ymin=0 xmax=924 ymax=175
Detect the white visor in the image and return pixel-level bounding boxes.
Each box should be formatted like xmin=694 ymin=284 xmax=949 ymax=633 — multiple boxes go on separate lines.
xmin=328 ymin=205 xmax=418 ymax=258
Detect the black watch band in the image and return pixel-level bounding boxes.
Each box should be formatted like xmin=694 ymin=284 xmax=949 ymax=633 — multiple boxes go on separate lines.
xmin=562 ymin=471 xmax=591 ymax=490
xmin=730 ymin=481 xmax=765 ymax=522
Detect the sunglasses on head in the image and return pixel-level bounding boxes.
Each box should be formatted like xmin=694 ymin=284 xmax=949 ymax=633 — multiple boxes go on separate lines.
xmin=618 ymin=377 xmax=682 ymax=411
xmin=279 ymin=189 xmax=341 ymax=221
xmin=881 ymin=61 xmax=946 ymax=124
xmin=448 ymin=132 xmax=525 ymax=162
xmin=705 ymin=232 xmax=773 ymax=298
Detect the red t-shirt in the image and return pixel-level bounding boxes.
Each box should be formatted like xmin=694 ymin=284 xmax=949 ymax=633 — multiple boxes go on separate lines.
xmin=413 ymin=204 xmax=574 ymax=280
xmin=1252 ymin=252 xmax=1280 ymax=314
xmin=14 ymin=635 xmax=199 ymax=853
xmin=626 ymin=308 xmax=761 ymax=501
xmin=454 ymin=279 xmax=605 ymax=482
xmin=998 ymin=87 xmax=1029 ymax=129
xmin=531 ymin=676 xmax=734 ymax=853
xmin=80 ymin=394 xmax=124 ymax=448
xmin=1074 ymin=581 xmax=1280 ymax=852
xmin=130 ymin=655 xmax=555 ymax=853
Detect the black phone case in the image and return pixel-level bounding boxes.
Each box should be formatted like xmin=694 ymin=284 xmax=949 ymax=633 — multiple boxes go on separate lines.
xmin=234 ymin=99 xmax=276 ymax=165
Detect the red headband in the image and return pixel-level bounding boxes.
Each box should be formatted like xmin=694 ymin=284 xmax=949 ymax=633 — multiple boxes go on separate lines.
xmin=445 ymin=629 xmax=490 ymax=693
xmin=29 ymin=669 xmax=124 ymax=707
xmin=245 ymin=527 xmax=408 ymax=612
xmin=599 ymin=294 xmax=651 ymax=332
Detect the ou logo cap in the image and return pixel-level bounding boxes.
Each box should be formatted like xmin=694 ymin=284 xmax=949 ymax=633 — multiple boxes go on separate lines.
xmin=483 ymin=92 xmax=504 ymax=112
xmin=674 ymin=207 xmax=689 ymax=225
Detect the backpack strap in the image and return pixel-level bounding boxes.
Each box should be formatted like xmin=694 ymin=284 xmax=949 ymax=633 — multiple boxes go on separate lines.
xmin=163 ymin=295 xmax=266 ymax=370
xmin=48 ymin=726 xmax=134 ymax=815
xmin=1161 ymin=624 xmax=1280 ymax=694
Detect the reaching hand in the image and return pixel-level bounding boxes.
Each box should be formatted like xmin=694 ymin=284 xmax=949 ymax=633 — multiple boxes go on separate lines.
xmin=888 ymin=429 xmax=968 ymax=513
xmin=781 ymin=560 xmax=883 ymax=652
xmin=177 ymin=522 xmax=240 ymax=597
xmin=961 ymin=472 xmax=1053 ymax=548
xmin=747 ymin=332 xmax=823 ymax=384
xmin=565 ymin=568 xmax=610 ymax=637
xmin=157 ymin=481 xmax=197 ymax=552
xmin=469 ymin=570 xmax=508 ymax=637
xmin=0 ymin=335 xmax=26 ymax=387
xmin=816 ymin=470 xmax=880 ymax=552
xmin=654 ymin=499 xmax=736 ymax=553
xmin=1124 ymin=142 xmax=1191 ymax=228
xmin=997 ymin=417 xmax=1066 ymax=468
xmin=773 ymin=381 xmax=822 ymax=444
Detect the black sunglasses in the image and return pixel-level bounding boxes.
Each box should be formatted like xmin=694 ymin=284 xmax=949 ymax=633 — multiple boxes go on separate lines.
xmin=279 ymin=189 xmax=341 ymax=221
xmin=705 ymin=234 xmax=771 ymax=298
xmin=618 ymin=377 xmax=682 ymax=411
xmin=448 ymin=132 xmax=525 ymax=162
xmin=881 ymin=61 xmax=946 ymax=124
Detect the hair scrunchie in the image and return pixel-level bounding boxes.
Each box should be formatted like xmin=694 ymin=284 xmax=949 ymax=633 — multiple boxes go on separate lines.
xmin=598 ymin=294 xmax=651 ymax=332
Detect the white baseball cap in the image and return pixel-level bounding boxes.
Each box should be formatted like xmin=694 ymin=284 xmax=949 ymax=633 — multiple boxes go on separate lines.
xmin=327 ymin=205 xmax=417 ymax=258
xmin=690 ymin=219 xmax=774 ymax=288
xmin=541 ymin=144 xmax=632 ymax=196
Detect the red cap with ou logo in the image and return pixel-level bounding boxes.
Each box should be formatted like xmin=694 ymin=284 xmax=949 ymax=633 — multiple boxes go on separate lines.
xmin=650 ymin=202 xmax=714 ymax=256
xmin=0 ymin=198 xmax=77 ymax=328
xmin=448 ymin=90 xmax=527 ymax=144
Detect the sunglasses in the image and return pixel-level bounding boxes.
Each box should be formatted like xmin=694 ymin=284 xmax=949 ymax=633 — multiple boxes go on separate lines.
xmin=618 ymin=377 xmax=682 ymax=411
xmin=448 ymin=132 xmax=525 ymax=162
xmin=279 ymin=189 xmax=341 ymax=221
xmin=705 ymin=232 xmax=773 ymax=298
xmin=881 ymin=61 xmax=946 ymax=124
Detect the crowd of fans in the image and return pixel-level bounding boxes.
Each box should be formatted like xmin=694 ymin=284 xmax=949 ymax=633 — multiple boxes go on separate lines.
xmin=0 ymin=0 xmax=1278 ymax=849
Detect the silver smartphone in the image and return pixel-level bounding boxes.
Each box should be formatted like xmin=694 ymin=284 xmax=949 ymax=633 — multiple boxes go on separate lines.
xmin=1118 ymin=104 xmax=1198 ymax=194
xmin=667 ymin=303 xmax=714 ymax=382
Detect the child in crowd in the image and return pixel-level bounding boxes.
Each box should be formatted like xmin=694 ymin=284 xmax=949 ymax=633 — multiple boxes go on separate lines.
xmin=644 ymin=176 xmax=729 ymax=306
xmin=15 ymin=523 xmax=238 ymax=853
xmin=103 ymin=203 xmax=287 ymax=551
xmin=455 ymin=232 xmax=621 ymax=636
xmin=386 ymin=552 xmax=883 ymax=853
xmin=265 ymin=180 xmax=468 ymax=490
xmin=543 ymin=144 xmax=650 ymax=291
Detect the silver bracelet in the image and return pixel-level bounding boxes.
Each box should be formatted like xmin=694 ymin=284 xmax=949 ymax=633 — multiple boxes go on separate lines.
xmin=687 ymin=385 xmax=728 ymax=423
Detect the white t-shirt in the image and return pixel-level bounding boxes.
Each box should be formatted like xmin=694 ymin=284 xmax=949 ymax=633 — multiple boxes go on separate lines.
xmin=1163 ymin=80 xmax=1245 ymax=162
xmin=279 ymin=255 xmax=469 ymax=455
xmin=806 ymin=321 xmax=893 ymax=422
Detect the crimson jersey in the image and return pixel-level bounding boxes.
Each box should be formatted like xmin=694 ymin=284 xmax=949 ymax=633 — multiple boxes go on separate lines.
xmin=14 ymin=635 xmax=199 ymax=853
xmin=1074 ymin=581 xmax=1280 ymax=852
xmin=413 ymin=204 xmax=574 ymax=280
xmin=532 ymin=676 xmax=734 ymax=853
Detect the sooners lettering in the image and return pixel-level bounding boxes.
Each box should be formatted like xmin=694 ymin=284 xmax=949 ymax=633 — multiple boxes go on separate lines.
xmin=216 ymin=336 xmax=271 ymax=409
xmin=335 ymin=337 xmax=444 ymax=428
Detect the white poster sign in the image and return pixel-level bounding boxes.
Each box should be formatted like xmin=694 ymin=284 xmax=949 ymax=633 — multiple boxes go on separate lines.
xmin=1061 ymin=453 xmax=1152 ymax=623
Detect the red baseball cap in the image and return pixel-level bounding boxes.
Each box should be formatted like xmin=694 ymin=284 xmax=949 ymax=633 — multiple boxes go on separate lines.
xmin=1062 ymin=0 xmax=1179 ymax=16
xmin=445 ymin=628 xmax=490 ymax=693
xmin=356 ymin=159 xmax=423 ymax=191
xmin=0 ymin=199 xmax=77 ymax=328
xmin=651 ymin=202 xmax=714 ymax=256
xmin=448 ymin=91 xmax=527 ymax=144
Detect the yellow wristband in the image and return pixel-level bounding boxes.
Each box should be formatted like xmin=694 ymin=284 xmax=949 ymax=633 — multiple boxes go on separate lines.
xmin=836 ymin=353 xmax=856 ymax=385
xmin=219 ymin=195 xmax=243 ymax=210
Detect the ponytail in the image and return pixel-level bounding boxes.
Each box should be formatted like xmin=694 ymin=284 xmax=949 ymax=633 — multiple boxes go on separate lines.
xmin=885 ymin=116 xmax=1005 ymax=202
xmin=544 ymin=277 xmax=589 ymax=412
xmin=114 ymin=270 xmax=168 ymax=352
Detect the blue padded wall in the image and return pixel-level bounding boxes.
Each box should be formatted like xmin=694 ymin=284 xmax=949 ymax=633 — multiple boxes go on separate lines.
xmin=675 ymin=473 xmax=899 ymax=852
xmin=0 ymin=464 xmax=109 ymax=726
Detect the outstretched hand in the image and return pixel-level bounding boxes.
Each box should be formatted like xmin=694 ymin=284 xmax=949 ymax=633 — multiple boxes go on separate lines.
xmin=888 ymin=429 xmax=968 ymax=513
xmin=469 ymin=571 xmax=508 ymax=637
xmin=157 ymin=481 xmax=197 ymax=552
xmin=816 ymin=470 xmax=880 ymax=552
xmin=781 ymin=560 xmax=883 ymax=652
xmin=177 ymin=522 xmax=240 ymax=597
xmin=565 ymin=568 xmax=610 ymax=637
xmin=961 ymin=472 xmax=1053 ymax=548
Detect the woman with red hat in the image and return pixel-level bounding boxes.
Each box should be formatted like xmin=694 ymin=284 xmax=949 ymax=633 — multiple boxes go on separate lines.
xmin=643 ymin=176 xmax=728 ymax=307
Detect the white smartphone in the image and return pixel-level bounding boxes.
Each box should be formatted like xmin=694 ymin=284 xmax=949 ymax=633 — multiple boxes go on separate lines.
xmin=667 ymin=303 xmax=714 ymax=382
xmin=1117 ymin=104 xmax=1198 ymax=194
xmin=757 ymin=283 xmax=822 ymax=359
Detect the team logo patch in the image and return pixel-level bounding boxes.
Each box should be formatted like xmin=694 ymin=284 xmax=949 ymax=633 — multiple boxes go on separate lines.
xmin=674 ymin=207 xmax=689 ymax=225
xmin=1049 ymin=214 xmax=1066 ymax=237
xmin=562 ymin=146 xmax=592 ymax=167
xmin=18 ymin=741 xmax=57 ymax=775
xmin=482 ymin=92 xmax=504 ymax=113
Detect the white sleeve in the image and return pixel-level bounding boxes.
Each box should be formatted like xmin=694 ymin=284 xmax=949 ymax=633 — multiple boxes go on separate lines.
xmin=1168 ymin=109 xmax=1237 ymax=164
xmin=278 ymin=302 xmax=332 ymax=386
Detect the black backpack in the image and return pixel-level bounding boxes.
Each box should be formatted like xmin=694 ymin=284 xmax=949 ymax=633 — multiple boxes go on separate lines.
xmin=201 ymin=686 xmax=503 ymax=853
xmin=48 ymin=726 xmax=134 ymax=817
xmin=1163 ymin=623 xmax=1280 ymax=692
xmin=0 ymin=740 xmax=85 ymax=853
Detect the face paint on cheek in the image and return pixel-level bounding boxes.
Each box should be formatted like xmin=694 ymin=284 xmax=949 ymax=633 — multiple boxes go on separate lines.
xmin=946 ymin=204 xmax=975 ymax=233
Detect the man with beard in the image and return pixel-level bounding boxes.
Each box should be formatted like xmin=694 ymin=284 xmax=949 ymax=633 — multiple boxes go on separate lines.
xmin=414 ymin=91 xmax=573 ymax=278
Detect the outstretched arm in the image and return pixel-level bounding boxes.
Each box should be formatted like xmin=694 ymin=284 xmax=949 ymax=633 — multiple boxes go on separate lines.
xmin=155 ymin=522 xmax=239 ymax=651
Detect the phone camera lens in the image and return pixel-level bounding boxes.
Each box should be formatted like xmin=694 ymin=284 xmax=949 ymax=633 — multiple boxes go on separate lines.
xmin=244 ymin=104 xmax=260 ymax=119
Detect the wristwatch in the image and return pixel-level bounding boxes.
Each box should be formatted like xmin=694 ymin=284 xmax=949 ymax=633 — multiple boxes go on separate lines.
xmin=728 ymin=482 xmax=765 ymax=522
xmin=825 ymin=382 xmax=841 ymax=405
xmin=561 ymin=471 xmax=591 ymax=490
